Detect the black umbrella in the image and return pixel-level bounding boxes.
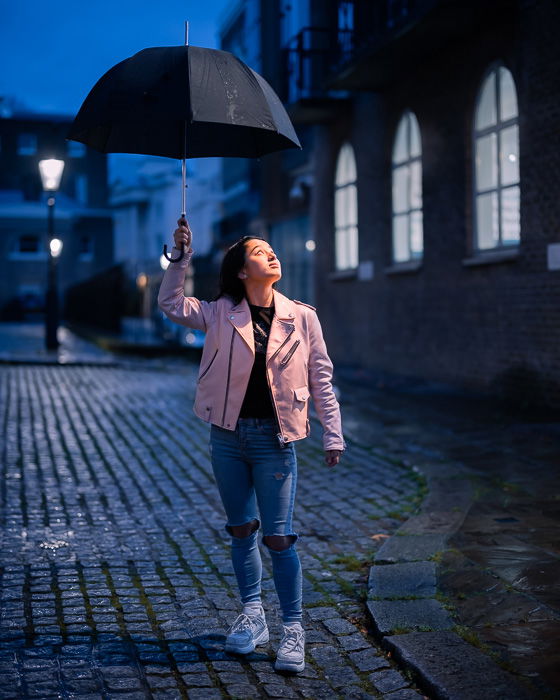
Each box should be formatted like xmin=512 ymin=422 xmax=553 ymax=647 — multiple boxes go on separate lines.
xmin=67 ymin=37 xmax=300 ymax=261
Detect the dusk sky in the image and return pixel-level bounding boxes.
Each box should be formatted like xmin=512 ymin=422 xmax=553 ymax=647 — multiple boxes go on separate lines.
xmin=0 ymin=1 xmax=232 ymax=183
xmin=1 ymin=0 xmax=232 ymax=116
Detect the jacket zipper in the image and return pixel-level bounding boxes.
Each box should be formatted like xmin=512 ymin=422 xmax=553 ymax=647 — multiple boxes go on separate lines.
xmin=267 ymin=325 xmax=295 ymax=364
xmin=280 ymin=340 xmax=300 ymax=367
xmin=198 ymin=348 xmax=218 ymax=382
xmin=266 ymin=325 xmax=295 ymax=445
xmin=266 ymin=365 xmax=286 ymax=447
xmin=221 ymin=327 xmax=235 ymax=425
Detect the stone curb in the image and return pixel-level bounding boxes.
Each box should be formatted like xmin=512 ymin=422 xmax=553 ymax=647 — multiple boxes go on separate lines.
xmin=366 ymin=464 xmax=533 ymax=699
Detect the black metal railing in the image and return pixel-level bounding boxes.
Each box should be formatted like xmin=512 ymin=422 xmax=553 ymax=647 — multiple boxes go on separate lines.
xmin=335 ymin=0 xmax=434 ymax=67
xmin=282 ymin=27 xmax=337 ymax=104
xmin=281 ymin=1 xmax=436 ymax=104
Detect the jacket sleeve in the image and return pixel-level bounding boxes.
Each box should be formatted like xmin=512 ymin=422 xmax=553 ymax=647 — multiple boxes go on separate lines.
xmin=307 ymin=310 xmax=345 ymax=452
xmin=157 ymin=248 xmax=215 ymax=331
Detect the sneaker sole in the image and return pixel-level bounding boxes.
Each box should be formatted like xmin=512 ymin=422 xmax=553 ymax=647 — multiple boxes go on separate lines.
xmin=225 ymin=627 xmax=269 ymax=654
xmin=274 ymin=658 xmax=305 ymax=673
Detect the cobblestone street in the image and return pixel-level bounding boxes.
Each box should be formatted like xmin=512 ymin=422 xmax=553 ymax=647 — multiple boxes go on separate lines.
xmin=0 ymin=362 xmax=427 ymax=699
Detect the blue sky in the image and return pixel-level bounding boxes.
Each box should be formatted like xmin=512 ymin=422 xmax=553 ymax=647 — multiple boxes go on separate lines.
xmin=0 ymin=1 xmax=232 ymax=183
xmin=0 ymin=0 xmax=232 ymax=116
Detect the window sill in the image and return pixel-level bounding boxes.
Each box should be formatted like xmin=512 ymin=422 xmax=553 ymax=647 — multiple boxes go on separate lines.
xmin=462 ymin=248 xmax=520 ymax=267
xmin=329 ymin=269 xmax=357 ymax=282
xmin=8 ymin=252 xmax=49 ymax=261
xmin=384 ymin=260 xmax=423 ymax=275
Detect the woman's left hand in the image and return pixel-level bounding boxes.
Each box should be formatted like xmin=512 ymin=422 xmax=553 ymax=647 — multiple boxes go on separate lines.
xmin=325 ymin=450 xmax=342 ymax=468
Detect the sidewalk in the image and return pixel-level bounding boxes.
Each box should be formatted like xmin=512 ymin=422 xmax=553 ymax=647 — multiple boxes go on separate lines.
xmin=336 ymin=368 xmax=560 ymax=699
xmin=0 ymin=321 xmax=120 ymax=365
xmin=0 ymin=320 xmax=192 ymax=366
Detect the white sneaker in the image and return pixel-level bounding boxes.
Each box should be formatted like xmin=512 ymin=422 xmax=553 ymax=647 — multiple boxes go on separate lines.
xmin=274 ymin=621 xmax=305 ymax=672
xmin=225 ymin=607 xmax=269 ymax=654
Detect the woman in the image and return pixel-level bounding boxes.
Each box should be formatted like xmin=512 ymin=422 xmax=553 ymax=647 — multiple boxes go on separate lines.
xmin=158 ymin=218 xmax=344 ymax=673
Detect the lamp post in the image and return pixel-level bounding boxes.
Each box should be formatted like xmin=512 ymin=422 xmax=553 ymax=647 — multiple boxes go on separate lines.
xmin=39 ymin=158 xmax=65 ymax=350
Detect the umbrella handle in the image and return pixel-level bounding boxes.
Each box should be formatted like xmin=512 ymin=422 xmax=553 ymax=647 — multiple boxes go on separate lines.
xmin=162 ymin=242 xmax=185 ymax=262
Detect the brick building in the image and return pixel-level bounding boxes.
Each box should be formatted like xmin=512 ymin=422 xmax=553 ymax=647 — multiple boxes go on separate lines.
xmin=0 ymin=106 xmax=113 ymax=318
xmin=279 ymin=0 xmax=560 ymax=408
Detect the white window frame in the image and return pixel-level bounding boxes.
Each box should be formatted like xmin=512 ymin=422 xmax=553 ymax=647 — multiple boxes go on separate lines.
xmin=334 ymin=142 xmax=359 ymax=271
xmin=391 ymin=110 xmax=423 ymax=264
xmin=473 ymin=64 xmax=520 ymax=251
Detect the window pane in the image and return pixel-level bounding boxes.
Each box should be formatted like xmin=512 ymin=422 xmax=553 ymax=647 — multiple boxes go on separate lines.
xmin=336 ymin=143 xmax=356 ymax=186
xmin=393 ymin=214 xmax=409 ymax=262
xmin=335 ymin=187 xmax=346 ymax=228
xmin=499 ymin=67 xmax=518 ymax=122
xmin=500 ymin=125 xmax=519 ymax=186
xmin=18 ymin=133 xmax=37 ymax=155
xmin=410 ymin=210 xmax=423 ymax=256
xmin=393 ymin=116 xmax=408 ymax=164
xmin=476 ymin=192 xmax=499 ymax=249
xmin=501 ymin=186 xmax=520 ymax=243
xmin=476 ymin=133 xmax=497 ymax=191
xmin=410 ymin=161 xmax=422 ymax=209
xmin=476 ymin=72 xmax=497 ymax=130
xmin=393 ymin=164 xmax=409 ymax=213
xmin=335 ymin=228 xmax=347 ymax=269
xmin=347 ymin=225 xmax=358 ymax=269
xmin=20 ymin=235 xmax=39 ymax=253
xmin=409 ymin=113 xmax=421 ymax=158
xmin=347 ymin=183 xmax=357 ymax=226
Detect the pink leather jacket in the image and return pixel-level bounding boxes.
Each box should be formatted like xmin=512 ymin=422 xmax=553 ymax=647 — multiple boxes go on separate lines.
xmin=157 ymin=249 xmax=344 ymax=451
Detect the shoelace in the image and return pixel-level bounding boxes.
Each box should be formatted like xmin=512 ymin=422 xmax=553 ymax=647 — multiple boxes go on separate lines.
xmin=228 ymin=613 xmax=256 ymax=635
xmin=281 ymin=626 xmax=304 ymax=653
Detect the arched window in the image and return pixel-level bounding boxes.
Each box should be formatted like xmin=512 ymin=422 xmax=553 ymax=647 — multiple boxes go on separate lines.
xmin=334 ymin=143 xmax=358 ymax=270
xmin=474 ymin=65 xmax=520 ymax=250
xmin=391 ymin=111 xmax=423 ymax=263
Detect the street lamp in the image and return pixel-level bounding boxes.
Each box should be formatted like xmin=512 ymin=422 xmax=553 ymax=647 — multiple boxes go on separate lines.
xmin=39 ymin=158 xmax=65 ymax=350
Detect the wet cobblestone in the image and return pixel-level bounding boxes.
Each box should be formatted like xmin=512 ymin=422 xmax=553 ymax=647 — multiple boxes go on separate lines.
xmin=0 ymin=364 xmax=427 ymax=698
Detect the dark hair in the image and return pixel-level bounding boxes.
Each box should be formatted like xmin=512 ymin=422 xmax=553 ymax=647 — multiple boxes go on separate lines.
xmin=216 ymin=235 xmax=267 ymax=305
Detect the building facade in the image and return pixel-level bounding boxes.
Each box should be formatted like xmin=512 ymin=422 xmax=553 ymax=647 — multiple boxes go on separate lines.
xmin=0 ymin=108 xmax=113 ymax=319
xmin=279 ymin=0 xmax=560 ymax=408
xmin=216 ymin=0 xmax=317 ymax=304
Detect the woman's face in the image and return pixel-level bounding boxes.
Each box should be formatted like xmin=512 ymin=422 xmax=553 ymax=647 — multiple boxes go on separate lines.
xmin=240 ymin=239 xmax=282 ymax=283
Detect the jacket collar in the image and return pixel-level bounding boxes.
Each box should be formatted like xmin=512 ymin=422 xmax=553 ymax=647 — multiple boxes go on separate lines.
xmin=226 ymin=290 xmax=297 ymax=353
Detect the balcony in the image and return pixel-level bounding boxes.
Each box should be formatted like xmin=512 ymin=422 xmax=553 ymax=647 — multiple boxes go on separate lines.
xmin=329 ymin=0 xmax=515 ymax=91
xmin=282 ymin=28 xmax=349 ymax=124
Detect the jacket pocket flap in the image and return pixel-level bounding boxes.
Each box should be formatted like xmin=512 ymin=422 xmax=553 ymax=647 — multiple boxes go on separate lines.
xmin=294 ymin=386 xmax=310 ymax=402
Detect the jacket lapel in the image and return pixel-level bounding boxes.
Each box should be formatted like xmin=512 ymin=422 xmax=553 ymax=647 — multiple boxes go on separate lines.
xmin=267 ymin=291 xmax=296 ymax=362
xmin=227 ymin=299 xmax=254 ymax=353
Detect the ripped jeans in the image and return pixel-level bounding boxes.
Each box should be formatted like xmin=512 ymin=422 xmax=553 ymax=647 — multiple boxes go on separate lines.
xmin=210 ymin=417 xmax=302 ymax=624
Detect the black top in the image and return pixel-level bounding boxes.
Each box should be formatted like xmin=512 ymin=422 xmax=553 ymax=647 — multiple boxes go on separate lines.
xmin=239 ymin=304 xmax=275 ymax=419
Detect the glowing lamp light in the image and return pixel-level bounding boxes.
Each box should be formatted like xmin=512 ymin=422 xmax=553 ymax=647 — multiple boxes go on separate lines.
xmin=39 ymin=159 xmax=65 ymax=191
xmin=305 ymin=240 xmax=316 ymax=252
xmin=136 ymin=273 xmax=148 ymax=289
xmin=50 ymin=238 xmax=63 ymax=257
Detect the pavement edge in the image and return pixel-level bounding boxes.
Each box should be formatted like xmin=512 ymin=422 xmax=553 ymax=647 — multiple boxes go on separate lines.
xmin=366 ymin=463 xmax=535 ymax=700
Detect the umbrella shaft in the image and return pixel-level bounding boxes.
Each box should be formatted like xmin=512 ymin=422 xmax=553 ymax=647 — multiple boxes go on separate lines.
xmin=181 ymin=158 xmax=186 ymax=216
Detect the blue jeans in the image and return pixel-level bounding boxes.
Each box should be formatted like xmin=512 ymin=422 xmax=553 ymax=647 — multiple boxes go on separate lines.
xmin=210 ymin=417 xmax=302 ymax=624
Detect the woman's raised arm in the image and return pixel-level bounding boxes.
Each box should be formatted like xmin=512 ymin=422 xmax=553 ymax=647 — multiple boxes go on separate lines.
xmin=157 ymin=218 xmax=215 ymax=331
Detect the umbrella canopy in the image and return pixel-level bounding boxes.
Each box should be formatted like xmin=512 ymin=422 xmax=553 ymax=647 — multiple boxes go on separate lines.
xmin=67 ymin=45 xmax=301 ymax=159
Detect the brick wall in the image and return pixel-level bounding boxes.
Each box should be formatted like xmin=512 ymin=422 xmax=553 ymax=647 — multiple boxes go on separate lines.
xmin=312 ymin=0 xmax=560 ymax=409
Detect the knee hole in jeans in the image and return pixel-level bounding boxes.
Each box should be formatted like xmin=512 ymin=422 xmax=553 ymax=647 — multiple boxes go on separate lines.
xmin=229 ymin=519 xmax=259 ymax=538
xmin=263 ymin=534 xmax=296 ymax=551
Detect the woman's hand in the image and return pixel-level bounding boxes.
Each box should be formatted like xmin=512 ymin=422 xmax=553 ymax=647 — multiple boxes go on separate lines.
xmin=325 ymin=450 xmax=342 ymax=468
xmin=173 ymin=217 xmax=193 ymax=251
